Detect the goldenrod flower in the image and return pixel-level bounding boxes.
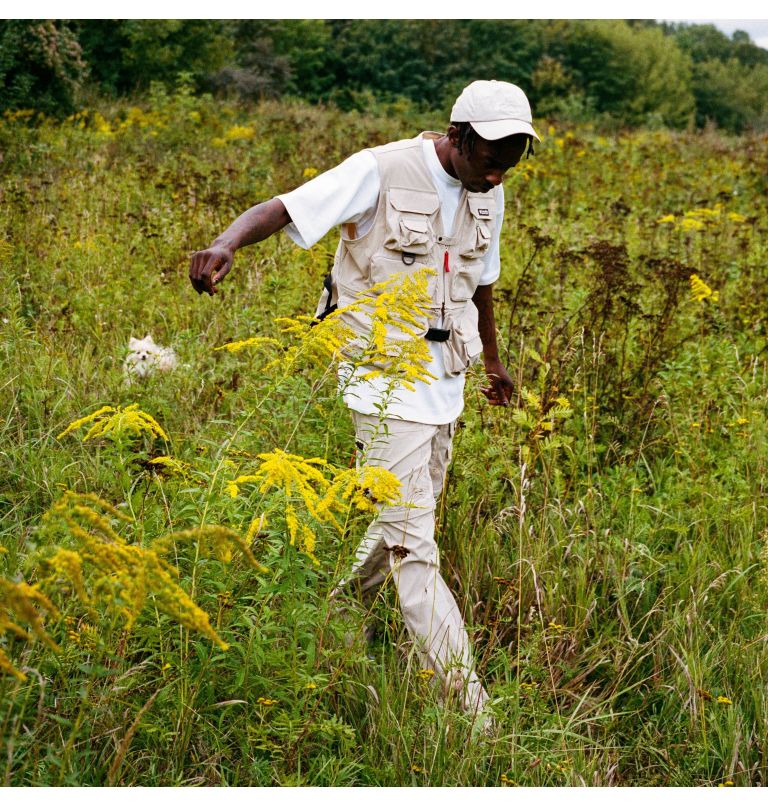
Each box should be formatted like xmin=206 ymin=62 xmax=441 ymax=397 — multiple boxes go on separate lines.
xmin=684 ymin=205 xmax=721 ymax=221
xmin=547 ymin=620 xmax=565 ymax=631
xmin=680 ymin=218 xmax=705 ymax=232
xmin=717 ymin=695 xmax=732 ymax=705
xmin=317 ymin=465 xmax=402 ymax=519
xmin=41 ymin=493 xmax=228 ymax=649
xmin=215 ymin=336 xmax=280 ymax=354
xmin=0 ymin=578 xmax=60 ymax=681
xmin=153 ymin=525 xmax=268 ymax=573
xmin=656 ymin=214 xmax=676 ymax=224
xmin=226 ymin=267 xmax=437 ymax=392
xmin=57 ymin=404 xmax=168 ymax=442
xmin=227 ymin=449 xmax=401 ymax=563
xmin=147 ymin=456 xmax=191 ymax=479
xmin=223 ymin=125 xmax=254 ymax=141
xmin=690 ymin=274 xmax=719 ymax=303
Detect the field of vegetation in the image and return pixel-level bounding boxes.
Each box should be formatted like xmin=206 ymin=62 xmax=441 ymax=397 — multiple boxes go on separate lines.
xmin=1 ymin=84 xmax=768 ymax=786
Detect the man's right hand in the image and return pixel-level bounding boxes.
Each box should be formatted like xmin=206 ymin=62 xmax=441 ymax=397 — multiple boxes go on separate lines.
xmin=189 ymin=244 xmax=234 ymax=296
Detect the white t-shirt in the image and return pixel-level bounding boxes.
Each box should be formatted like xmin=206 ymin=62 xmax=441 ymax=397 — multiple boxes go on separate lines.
xmin=277 ymin=136 xmax=505 ymax=425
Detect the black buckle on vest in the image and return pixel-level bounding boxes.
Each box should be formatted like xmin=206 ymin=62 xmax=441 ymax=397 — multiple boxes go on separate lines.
xmin=401 ymin=252 xmax=416 ymax=266
xmin=425 ymin=327 xmax=450 ymax=342
xmin=310 ymin=272 xmax=337 ymax=327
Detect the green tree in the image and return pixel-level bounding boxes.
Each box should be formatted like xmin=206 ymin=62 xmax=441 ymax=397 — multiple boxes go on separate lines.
xmin=552 ymin=20 xmax=694 ymax=127
xmin=691 ymin=58 xmax=768 ymax=131
xmin=76 ymin=19 xmax=230 ymax=93
xmin=0 ymin=20 xmax=87 ymax=114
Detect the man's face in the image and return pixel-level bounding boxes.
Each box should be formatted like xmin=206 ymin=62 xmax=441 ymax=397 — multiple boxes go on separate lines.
xmin=448 ymin=127 xmax=528 ymax=193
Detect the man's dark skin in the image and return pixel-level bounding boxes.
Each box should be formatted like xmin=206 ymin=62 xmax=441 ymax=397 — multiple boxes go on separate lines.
xmin=189 ymin=125 xmax=526 ymax=406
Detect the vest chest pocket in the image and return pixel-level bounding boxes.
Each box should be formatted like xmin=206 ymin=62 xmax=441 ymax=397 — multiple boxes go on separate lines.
xmin=385 ymin=187 xmax=439 ymax=256
xmin=459 ymin=196 xmax=495 ymax=261
xmin=459 ymin=223 xmax=492 ymax=261
xmin=449 ymin=259 xmax=485 ymax=302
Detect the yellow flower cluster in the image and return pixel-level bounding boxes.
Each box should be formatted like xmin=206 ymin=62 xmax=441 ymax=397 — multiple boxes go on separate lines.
xmin=227 ymin=450 xmax=331 ymax=562
xmin=320 ymin=465 xmax=403 ymax=515
xmin=222 ymin=267 xmax=437 ymax=392
xmin=512 ymin=386 xmax=572 ymax=435
xmin=57 ymin=403 xmax=169 ymax=443
xmin=3 ymin=108 xmax=37 ymax=122
xmin=689 ymin=274 xmax=719 ymax=303
xmin=656 ymin=204 xmax=749 ymax=233
xmin=63 ymin=107 xmax=170 ymax=138
xmin=227 ymin=449 xmax=401 ymax=564
xmin=212 ymin=125 xmax=255 ymax=147
xmin=355 ymin=269 xmax=437 ymax=390
xmin=215 ymin=336 xmax=280 ymax=354
xmin=147 ymin=455 xmax=191 ymax=480
xmin=153 ymin=525 xmax=268 ymax=574
xmin=42 ymin=492 xmax=228 ymax=650
xmin=271 ymin=312 xmax=356 ymax=371
xmin=0 ymin=578 xmax=60 ymax=681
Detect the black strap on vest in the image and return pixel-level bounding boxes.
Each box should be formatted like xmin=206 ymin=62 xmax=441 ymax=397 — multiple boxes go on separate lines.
xmin=311 ymin=272 xmax=338 ymax=326
xmin=425 ymin=328 xmax=450 ymax=342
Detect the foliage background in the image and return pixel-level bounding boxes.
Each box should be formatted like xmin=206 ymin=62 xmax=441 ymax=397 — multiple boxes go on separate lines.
xmin=1 ymin=20 xmax=768 ymax=788
xmin=1 ymin=19 xmax=768 ymax=131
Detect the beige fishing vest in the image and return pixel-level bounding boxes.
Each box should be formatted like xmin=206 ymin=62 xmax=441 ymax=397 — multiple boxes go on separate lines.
xmin=316 ymin=132 xmax=497 ymax=375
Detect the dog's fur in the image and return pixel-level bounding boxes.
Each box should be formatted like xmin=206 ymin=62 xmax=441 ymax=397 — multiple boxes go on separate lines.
xmin=124 ymin=334 xmax=178 ymax=381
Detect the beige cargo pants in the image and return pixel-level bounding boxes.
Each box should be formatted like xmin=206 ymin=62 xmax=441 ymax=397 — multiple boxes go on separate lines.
xmin=337 ymin=411 xmax=488 ymax=715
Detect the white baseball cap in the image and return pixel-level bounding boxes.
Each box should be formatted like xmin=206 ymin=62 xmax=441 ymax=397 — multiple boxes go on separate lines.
xmin=451 ymin=80 xmax=540 ymax=142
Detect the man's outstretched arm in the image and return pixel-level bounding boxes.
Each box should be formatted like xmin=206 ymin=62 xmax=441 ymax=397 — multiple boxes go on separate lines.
xmin=189 ymin=198 xmax=292 ymax=296
xmin=473 ymin=283 xmax=514 ymax=406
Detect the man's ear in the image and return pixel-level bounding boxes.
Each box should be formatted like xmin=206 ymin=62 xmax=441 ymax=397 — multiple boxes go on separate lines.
xmin=447 ymin=124 xmax=461 ymax=147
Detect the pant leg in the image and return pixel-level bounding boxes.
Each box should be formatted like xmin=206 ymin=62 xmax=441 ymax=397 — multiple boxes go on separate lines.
xmin=429 ymin=420 xmax=455 ymax=502
xmin=344 ymin=412 xmax=487 ymax=713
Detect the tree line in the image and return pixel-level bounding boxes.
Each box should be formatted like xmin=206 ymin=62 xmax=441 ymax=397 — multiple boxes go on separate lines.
xmin=2 ymin=19 xmax=767 ymax=132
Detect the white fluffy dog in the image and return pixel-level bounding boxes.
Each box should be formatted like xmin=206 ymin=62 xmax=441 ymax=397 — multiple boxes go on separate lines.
xmin=124 ymin=334 xmax=178 ymax=381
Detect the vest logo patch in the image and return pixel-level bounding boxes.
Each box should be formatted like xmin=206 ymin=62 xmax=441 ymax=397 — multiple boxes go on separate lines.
xmin=478 ymin=208 xmax=489 ymax=216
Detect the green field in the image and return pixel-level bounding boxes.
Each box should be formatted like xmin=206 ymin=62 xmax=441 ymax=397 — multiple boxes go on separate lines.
xmin=1 ymin=89 xmax=768 ymax=786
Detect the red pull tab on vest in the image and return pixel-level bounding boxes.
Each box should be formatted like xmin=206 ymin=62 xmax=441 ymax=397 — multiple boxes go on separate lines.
xmin=443 ymin=250 xmax=450 ymax=273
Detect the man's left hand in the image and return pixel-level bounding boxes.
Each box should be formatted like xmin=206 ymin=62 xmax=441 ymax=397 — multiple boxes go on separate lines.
xmin=482 ymin=358 xmax=515 ymax=406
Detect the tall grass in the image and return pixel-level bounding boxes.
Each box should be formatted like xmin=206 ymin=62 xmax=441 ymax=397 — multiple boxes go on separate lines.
xmin=1 ymin=86 xmax=767 ymax=785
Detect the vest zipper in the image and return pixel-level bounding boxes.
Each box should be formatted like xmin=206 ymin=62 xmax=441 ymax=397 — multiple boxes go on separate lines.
xmin=441 ymin=249 xmax=449 ymax=322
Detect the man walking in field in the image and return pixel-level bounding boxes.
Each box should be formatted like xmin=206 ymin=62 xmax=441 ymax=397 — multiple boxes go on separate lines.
xmin=190 ymin=80 xmax=539 ymax=723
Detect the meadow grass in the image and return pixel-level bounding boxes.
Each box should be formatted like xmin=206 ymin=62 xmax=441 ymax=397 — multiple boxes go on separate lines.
xmin=1 ymin=87 xmax=767 ymax=785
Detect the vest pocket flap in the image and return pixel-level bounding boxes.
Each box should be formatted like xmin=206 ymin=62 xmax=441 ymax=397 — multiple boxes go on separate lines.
xmin=400 ymin=216 xmax=430 ymax=234
xmin=389 ymin=187 xmax=440 ymax=215
xmin=467 ymin=197 xmax=495 ymax=220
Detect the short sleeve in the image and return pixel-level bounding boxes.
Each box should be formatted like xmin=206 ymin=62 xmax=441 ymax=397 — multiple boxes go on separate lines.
xmin=477 ymin=184 xmax=504 ymax=286
xmin=278 ymin=150 xmax=380 ymax=249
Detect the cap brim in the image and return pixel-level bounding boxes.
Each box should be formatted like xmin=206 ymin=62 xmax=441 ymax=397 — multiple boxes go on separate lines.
xmin=472 ymin=119 xmax=541 ymax=142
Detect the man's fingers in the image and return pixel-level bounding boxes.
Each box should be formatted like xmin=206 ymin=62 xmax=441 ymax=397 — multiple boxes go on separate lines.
xmin=189 ymin=251 xmax=226 ymax=295
xmin=212 ymin=259 xmax=231 ymax=286
xmin=481 ymin=381 xmax=510 ymax=406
